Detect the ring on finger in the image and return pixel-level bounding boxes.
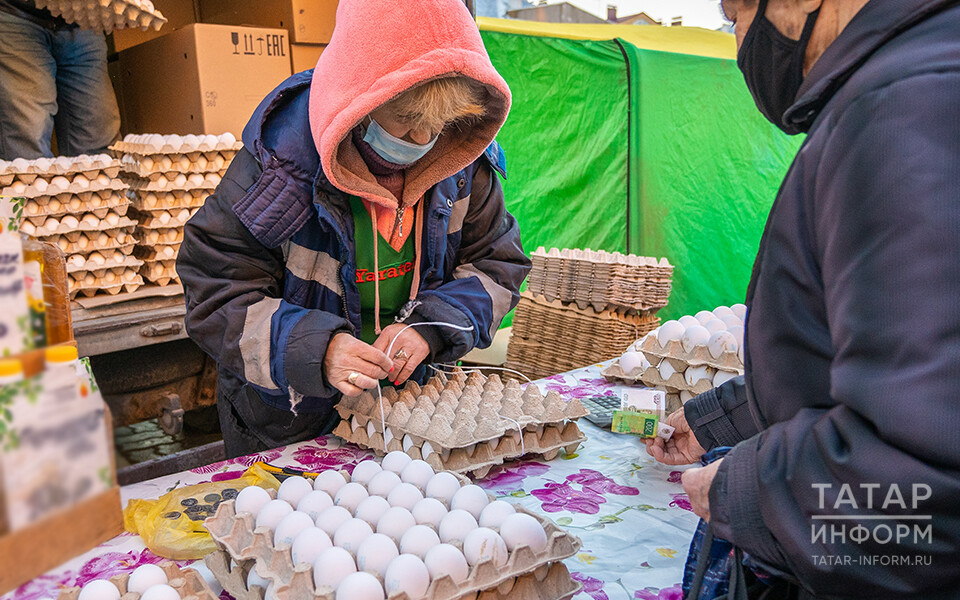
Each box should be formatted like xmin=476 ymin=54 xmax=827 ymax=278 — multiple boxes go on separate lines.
xmin=348 ymin=371 xmax=361 ymax=386
xmin=393 ymin=349 xmax=409 ymax=362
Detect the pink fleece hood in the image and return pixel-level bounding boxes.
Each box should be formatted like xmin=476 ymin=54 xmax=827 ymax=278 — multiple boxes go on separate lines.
xmin=308 ymin=0 xmax=511 ymax=211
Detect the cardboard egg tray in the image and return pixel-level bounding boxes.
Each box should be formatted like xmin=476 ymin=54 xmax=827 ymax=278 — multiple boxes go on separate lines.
xmin=21 ymin=190 xmax=128 ymax=220
xmin=137 ymin=226 xmax=184 ymax=246
xmin=56 ymin=561 xmax=217 ymax=600
xmin=18 ymin=211 xmax=137 ymax=237
xmin=21 ymin=203 xmax=129 ymax=229
xmin=130 ymin=189 xmax=209 ymax=211
xmin=1 ymin=176 xmax=127 ymax=200
xmin=135 ymin=243 xmax=180 ymax=262
xmin=53 ymin=232 xmax=137 ymax=256
xmin=34 ymin=0 xmax=167 ymax=33
xmin=121 ymin=153 xmax=233 ymax=177
xmin=527 ymin=247 xmax=673 ymax=313
xmin=505 ymin=292 xmax=660 ymax=381
xmin=333 ymin=371 xmax=588 ymax=478
xmin=112 ymin=134 xmax=241 ymax=156
xmin=68 ymin=266 xmax=143 ymax=297
xmin=124 ymin=172 xmax=221 ymax=192
xmin=204 ymin=486 xmax=582 ymax=600
xmin=635 ymin=333 xmax=744 ymax=373
xmin=66 ymin=250 xmax=142 ymax=273
xmin=129 ymin=206 xmax=197 ymax=229
xmin=140 ymin=259 xmax=180 ymax=286
xmin=636 ymin=364 xmax=715 ymax=396
xmin=0 ymin=154 xmax=120 ymax=185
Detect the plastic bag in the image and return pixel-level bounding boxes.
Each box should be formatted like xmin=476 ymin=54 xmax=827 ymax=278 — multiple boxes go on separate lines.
xmin=123 ymin=462 xmax=280 ymax=560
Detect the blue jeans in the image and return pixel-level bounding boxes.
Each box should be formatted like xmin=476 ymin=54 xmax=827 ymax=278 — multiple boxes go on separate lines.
xmin=0 ymin=9 xmax=120 ymax=159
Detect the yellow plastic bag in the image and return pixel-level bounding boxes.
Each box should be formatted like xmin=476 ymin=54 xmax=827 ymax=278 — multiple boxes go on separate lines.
xmin=123 ymin=462 xmax=280 ymax=560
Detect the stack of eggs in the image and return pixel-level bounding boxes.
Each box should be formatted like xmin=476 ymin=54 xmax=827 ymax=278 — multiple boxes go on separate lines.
xmin=65 ymin=562 xmax=220 ymax=600
xmin=613 ymin=304 xmax=747 ymax=410
xmin=1 ymin=154 xmax=143 ymax=298
xmin=113 ymin=133 xmax=240 ymax=287
xmin=332 ymin=370 xmax=588 ymax=478
xmin=33 ymin=0 xmax=167 ymax=33
xmin=204 ymin=453 xmax=581 ymax=600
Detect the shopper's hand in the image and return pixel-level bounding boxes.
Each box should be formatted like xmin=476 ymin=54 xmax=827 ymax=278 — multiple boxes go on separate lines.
xmin=324 ymin=333 xmax=393 ymax=397
xmin=682 ymin=458 xmax=722 ymax=522
xmin=373 ymin=323 xmax=430 ymax=386
xmin=644 ymin=409 xmax=705 ymax=465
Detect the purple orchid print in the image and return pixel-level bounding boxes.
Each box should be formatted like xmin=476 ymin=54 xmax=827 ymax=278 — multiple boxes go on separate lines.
xmin=9 ymin=572 xmax=76 ymax=600
xmin=74 ymin=549 xmax=171 ymax=585
xmin=292 ymin=443 xmax=369 ymax=472
xmin=539 ymin=376 xmax=618 ymax=400
xmin=479 ymin=462 xmax=550 ymax=492
xmin=635 ymin=584 xmax=684 ymax=600
xmin=531 ymin=481 xmax=606 ymax=514
xmin=567 ymin=469 xmax=640 ymax=496
xmin=190 ymin=449 xmax=283 ymax=474
xmin=669 ymin=493 xmax=693 ymax=513
xmin=667 ymin=471 xmax=683 ymax=485
xmin=571 ymin=572 xmax=609 ymax=600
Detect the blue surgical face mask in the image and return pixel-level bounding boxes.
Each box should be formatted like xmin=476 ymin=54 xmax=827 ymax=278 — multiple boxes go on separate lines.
xmin=363 ymin=118 xmax=438 ymax=165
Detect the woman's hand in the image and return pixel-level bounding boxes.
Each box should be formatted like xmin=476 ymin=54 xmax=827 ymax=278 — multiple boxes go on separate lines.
xmin=643 ymin=409 xmax=706 ymax=465
xmin=324 ymin=333 xmax=394 ymax=397
xmin=374 ymin=323 xmax=430 ymax=386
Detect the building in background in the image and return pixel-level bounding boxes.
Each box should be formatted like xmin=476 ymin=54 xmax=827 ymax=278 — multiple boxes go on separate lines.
xmin=606 ymin=5 xmax=661 ymax=25
xmin=475 ymin=0 xmax=532 ymax=18
xmin=507 ymin=3 xmax=663 ymax=25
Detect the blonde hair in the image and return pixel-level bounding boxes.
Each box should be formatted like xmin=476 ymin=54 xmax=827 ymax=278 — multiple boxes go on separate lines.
xmin=385 ymin=77 xmax=488 ymax=133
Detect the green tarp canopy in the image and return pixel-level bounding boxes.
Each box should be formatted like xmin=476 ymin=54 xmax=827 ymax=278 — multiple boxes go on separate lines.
xmin=478 ymin=21 xmax=802 ymax=321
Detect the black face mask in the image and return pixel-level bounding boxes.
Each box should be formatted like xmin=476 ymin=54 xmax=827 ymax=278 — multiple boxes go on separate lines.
xmin=737 ymin=0 xmax=820 ymax=134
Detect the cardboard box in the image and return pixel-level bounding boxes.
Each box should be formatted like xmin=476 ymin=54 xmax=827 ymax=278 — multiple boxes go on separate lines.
xmin=199 ymin=0 xmax=337 ymax=44
xmin=291 ymin=43 xmax=325 ymax=73
xmin=118 ymin=23 xmax=292 ymax=136
xmin=111 ymin=0 xmax=199 ymax=52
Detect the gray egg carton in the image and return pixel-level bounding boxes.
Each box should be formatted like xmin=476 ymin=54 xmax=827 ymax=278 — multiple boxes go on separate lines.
xmin=56 ymin=561 xmax=217 ymax=600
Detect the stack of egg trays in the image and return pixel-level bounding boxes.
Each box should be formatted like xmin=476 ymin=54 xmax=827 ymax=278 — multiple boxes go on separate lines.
xmin=332 ymin=370 xmax=588 ymax=479
xmin=634 ymin=329 xmax=743 ymax=397
xmin=527 ymin=247 xmax=674 ymax=313
xmin=204 ymin=483 xmax=582 ymax=600
xmin=1 ymin=155 xmax=143 ymax=298
xmin=34 ymin=0 xmax=167 ymax=33
xmin=57 ymin=561 xmax=217 ymax=600
xmin=114 ymin=133 xmax=241 ymax=287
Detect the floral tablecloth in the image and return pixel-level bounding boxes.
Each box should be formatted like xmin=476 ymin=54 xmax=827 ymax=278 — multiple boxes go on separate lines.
xmin=5 ymin=364 xmax=699 ymax=600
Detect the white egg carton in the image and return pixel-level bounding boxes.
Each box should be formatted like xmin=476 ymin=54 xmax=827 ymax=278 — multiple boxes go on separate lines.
xmin=66 ymin=249 xmax=142 ymax=273
xmin=68 ymin=266 xmax=143 ymax=298
xmin=34 ymin=0 xmax=167 ymax=33
xmin=0 ymin=154 xmax=120 ymax=183
xmin=56 ymin=561 xmax=217 ymax=600
xmin=137 ymin=226 xmax=185 ymax=246
xmin=21 ymin=203 xmax=130 ymax=229
xmin=636 ymin=364 xmax=715 ymax=396
xmin=18 ymin=210 xmax=137 ymax=237
xmin=21 ymin=190 xmax=128 ymax=220
xmin=135 ymin=243 xmax=181 ymax=262
xmin=2 ymin=175 xmax=127 ymax=199
xmin=121 ymin=153 xmax=233 ymax=177
xmin=112 ymin=133 xmax=241 ymax=156
xmin=140 ymin=259 xmax=180 ymax=286
xmin=130 ymin=189 xmax=209 ymax=211
xmin=131 ymin=206 xmax=197 ymax=229
xmin=333 ymin=371 xmax=587 ymax=479
xmin=125 ymin=172 xmax=222 ymax=192
xmin=204 ymin=484 xmax=582 ymax=600
xmin=53 ymin=231 xmax=137 ymax=256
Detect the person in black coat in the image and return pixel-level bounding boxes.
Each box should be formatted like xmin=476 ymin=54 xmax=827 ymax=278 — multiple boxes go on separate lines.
xmin=645 ymin=0 xmax=960 ymax=597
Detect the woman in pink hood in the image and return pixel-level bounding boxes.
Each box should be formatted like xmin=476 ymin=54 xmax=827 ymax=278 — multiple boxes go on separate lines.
xmin=178 ymin=0 xmax=530 ymax=457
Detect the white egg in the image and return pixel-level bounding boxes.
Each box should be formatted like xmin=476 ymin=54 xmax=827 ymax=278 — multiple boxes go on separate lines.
xmin=680 ymin=325 xmax=711 ymax=353
xmin=704 ymin=318 xmax=727 ymax=334
xmin=202 ymin=134 xmax=220 ymax=148
xmin=713 ymin=370 xmax=739 ymax=387
xmin=720 ymin=315 xmax=742 ymax=331
xmin=451 ymin=485 xmax=489 ymax=519
xmin=727 ymin=325 xmax=745 ymax=347
xmin=356 ymin=533 xmax=399 ymax=577
xmin=219 ymin=132 xmax=237 ymax=146
xmin=334 ymin=518 xmax=375 ymax=555
xmin=314 ymin=470 xmax=348 ymax=495
xmin=381 ymin=451 xmax=413 ymax=475
xmin=411 ymin=497 xmax=448 ymax=528
xmin=678 ymin=315 xmax=700 ymax=329
xmin=314 ymin=546 xmax=357 ymax=589
xmin=387 ymin=482 xmax=424 ymax=511
xmin=316 ymin=505 xmax=353 ymax=536
xmin=274 ymin=510 xmax=315 ymax=547
xmin=656 ymin=320 xmax=685 ymax=346
xmin=376 ymin=506 xmax=416 ymax=542
xmin=335 ymin=482 xmax=370 ymax=513
xmin=478 ymin=500 xmax=517 ymax=529
xmin=462 ymin=527 xmax=508 ymax=567
xmin=399 ymin=459 xmax=435 ymax=490
xmin=731 ymin=303 xmax=747 ymax=320
xmin=384 ymin=554 xmax=430 ymax=598
xmin=297 ymin=490 xmax=334 ymax=520
xmin=438 ymin=509 xmax=478 ymax=544
xmin=278 ymin=476 xmax=313 ymax=507
xmin=78 ymin=580 xmax=120 ymax=600
xmin=234 ymin=485 xmax=270 ymax=515
xmin=499 ymin=513 xmax=548 ymax=553
xmin=712 ymin=305 xmax=734 ymax=319
xmin=127 ymin=564 xmax=168 ymax=594
xmin=351 ymin=460 xmax=383 ymax=485
xmin=694 ymin=310 xmax=715 ymax=325
xmin=367 ymin=470 xmax=402 ymax=498
xmin=255 ymin=499 xmax=293 ymax=531
xmin=399 ymin=524 xmax=441 ymax=559
xmin=680 ymin=390 xmax=694 ymax=404
xmin=658 ymin=359 xmax=677 ymax=382
xmin=335 ymin=571 xmax=384 ymax=600
xmin=424 ymin=543 xmax=470 ymax=584
xmin=354 ymin=495 xmax=391 ymax=527
xmin=619 ymin=350 xmax=649 ymax=375
xmin=425 ymin=472 xmax=461 ymax=504
xmin=291 ymin=527 xmax=332 ymax=566
xmin=139 ymin=584 xmax=180 ymax=600
xmin=684 ymin=365 xmax=713 ymax=387
xmin=707 ymin=331 xmax=738 ymax=358
xmin=738 ymin=343 xmax=745 ymax=363
xmin=182 ymin=134 xmax=200 ymax=148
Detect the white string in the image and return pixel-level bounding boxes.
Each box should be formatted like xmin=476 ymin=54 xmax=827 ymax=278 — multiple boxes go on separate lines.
xmin=376 ymin=321 xmax=476 ymax=438
xmin=496 ymin=413 xmax=525 ymax=455
xmin=434 ymin=363 xmax=533 ymax=383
